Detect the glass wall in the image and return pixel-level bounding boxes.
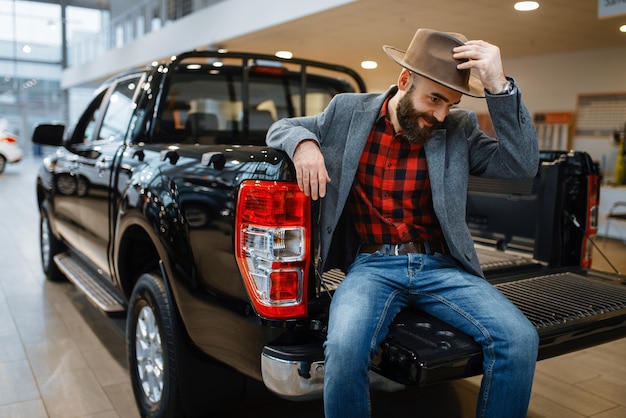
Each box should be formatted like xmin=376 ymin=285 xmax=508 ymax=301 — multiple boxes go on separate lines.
xmin=0 ymin=0 xmax=62 ymax=154
xmin=0 ymin=0 xmax=111 ymax=156
xmin=66 ymin=5 xmax=110 ymax=68
xmin=0 ymin=0 xmax=219 ymax=157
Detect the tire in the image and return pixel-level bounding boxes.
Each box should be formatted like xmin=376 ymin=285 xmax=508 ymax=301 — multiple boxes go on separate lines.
xmin=127 ymin=272 xmax=182 ymax=418
xmin=0 ymin=155 xmax=6 ymax=174
xmin=127 ymin=272 xmax=246 ymax=417
xmin=40 ymin=202 xmax=66 ymax=281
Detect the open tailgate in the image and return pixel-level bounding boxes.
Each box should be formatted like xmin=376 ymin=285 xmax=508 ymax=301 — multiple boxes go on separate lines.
xmin=372 ymin=269 xmax=626 ymax=386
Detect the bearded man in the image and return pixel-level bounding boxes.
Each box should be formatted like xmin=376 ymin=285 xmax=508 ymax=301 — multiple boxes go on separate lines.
xmin=266 ymin=28 xmax=540 ymax=418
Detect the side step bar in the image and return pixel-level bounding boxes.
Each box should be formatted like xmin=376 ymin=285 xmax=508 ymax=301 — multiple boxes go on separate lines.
xmin=53 ymin=253 xmax=126 ymax=314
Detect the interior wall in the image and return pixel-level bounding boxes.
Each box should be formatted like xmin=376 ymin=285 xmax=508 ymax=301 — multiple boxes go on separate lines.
xmin=505 ymin=45 xmax=626 ymax=114
xmin=460 ymin=44 xmax=626 ymax=115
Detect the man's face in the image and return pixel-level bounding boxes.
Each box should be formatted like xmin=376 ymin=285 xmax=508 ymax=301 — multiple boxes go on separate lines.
xmin=396 ymin=74 xmax=462 ymax=145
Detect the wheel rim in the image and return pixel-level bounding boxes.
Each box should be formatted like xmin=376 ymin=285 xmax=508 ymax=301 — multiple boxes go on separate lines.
xmin=41 ymin=215 xmax=51 ymax=269
xmin=135 ymin=305 xmax=164 ymax=404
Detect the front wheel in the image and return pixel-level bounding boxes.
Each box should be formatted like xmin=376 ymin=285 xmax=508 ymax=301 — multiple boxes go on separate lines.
xmin=127 ymin=272 xmax=182 ymax=418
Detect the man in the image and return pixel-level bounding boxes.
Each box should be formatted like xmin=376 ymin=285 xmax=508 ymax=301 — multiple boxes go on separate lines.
xmin=266 ymin=28 xmax=540 ymax=418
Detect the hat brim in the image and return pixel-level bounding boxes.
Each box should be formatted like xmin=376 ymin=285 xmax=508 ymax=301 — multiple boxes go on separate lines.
xmin=383 ymin=45 xmax=485 ymax=98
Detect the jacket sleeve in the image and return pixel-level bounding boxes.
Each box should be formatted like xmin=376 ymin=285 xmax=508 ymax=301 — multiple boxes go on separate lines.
xmin=466 ymin=78 xmax=539 ymax=179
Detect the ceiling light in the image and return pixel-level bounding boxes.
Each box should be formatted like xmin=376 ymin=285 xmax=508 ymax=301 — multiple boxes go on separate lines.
xmin=514 ymin=1 xmax=539 ymax=11
xmin=620 ymin=24 xmax=626 ymax=33
xmin=361 ymin=60 xmax=378 ymax=70
xmin=275 ymin=50 xmax=293 ymax=59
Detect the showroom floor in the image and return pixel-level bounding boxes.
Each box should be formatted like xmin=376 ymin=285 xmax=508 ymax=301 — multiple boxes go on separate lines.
xmin=1 ymin=156 xmax=625 ymax=418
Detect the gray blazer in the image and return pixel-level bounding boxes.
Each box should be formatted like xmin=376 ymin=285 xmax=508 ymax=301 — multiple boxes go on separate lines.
xmin=266 ymin=83 xmax=539 ymax=277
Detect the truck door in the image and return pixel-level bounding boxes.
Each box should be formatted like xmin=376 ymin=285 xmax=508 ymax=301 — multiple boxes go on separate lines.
xmin=70 ymin=75 xmax=142 ymax=279
xmin=47 ymin=88 xmax=109 ymax=256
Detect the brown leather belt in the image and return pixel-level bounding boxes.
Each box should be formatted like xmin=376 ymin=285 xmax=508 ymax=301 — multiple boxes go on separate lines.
xmin=359 ymin=241 xmax=449 ymax=256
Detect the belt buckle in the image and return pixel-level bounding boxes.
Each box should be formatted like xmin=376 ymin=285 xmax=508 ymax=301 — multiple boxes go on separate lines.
xmin=392 ymin=244 xmax=400 ymax=256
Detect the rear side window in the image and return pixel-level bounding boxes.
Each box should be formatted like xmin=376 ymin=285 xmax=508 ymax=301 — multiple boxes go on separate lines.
xmin=154 ymin=63 xmax=346 ymax=145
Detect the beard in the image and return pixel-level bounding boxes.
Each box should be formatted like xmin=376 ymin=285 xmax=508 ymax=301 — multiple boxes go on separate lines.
xmin=395 ymin=92 xmax=440 ymax=145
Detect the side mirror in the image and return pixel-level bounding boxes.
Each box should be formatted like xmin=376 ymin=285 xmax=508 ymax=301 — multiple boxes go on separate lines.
xmin=32 ymin=124 xmax=66 ymax=146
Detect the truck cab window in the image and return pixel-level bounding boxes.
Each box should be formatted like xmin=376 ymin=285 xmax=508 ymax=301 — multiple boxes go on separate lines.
xmin=154 ymin=61 xmax=345 ymax=145
xmin=98 ymin=77 xmax=141 ymax=142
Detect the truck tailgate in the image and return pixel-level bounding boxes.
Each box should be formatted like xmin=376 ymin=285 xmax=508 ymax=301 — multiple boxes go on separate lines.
xmin=372 ymin=269 xmax=626 ymax=386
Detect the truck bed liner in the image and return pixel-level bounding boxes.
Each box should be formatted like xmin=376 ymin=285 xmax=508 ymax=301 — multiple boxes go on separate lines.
xmin=495 ymin=271 xmax=626 ymax=329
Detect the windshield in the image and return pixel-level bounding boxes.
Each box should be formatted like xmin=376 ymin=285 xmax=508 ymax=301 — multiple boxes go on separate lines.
xmin=154 ymin=62 xmax=350 ymax=146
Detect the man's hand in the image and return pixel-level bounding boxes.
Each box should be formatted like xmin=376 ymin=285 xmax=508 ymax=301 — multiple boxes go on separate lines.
xmin=453 ymin=40 xmax=508 ymax=94
xmin=292 ymin=140 xmax=331 ymax=200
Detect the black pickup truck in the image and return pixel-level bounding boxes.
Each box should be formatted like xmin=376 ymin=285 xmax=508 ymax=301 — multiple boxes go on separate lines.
xmin=33 ymin=51 xmax=626 ymax=417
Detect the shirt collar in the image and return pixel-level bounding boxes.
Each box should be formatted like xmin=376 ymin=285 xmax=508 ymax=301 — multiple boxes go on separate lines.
xmin=376 ymin=92 xmax=396 ymax=126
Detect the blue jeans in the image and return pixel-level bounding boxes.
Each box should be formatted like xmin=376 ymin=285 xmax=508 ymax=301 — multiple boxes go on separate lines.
xmin=323 ymin=251 xmax=539 ymax=418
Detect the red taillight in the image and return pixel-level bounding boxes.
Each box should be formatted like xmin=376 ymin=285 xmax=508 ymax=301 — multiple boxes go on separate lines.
xmin=581 ymin=174 xmax=600 ymax=268
xmin=1 ymin=135 xmax=17 ymax=144
xmin=270 ymin=270 xmax=301 ymax=301
xmin=235 ymin=180 xmax=310 ymax=319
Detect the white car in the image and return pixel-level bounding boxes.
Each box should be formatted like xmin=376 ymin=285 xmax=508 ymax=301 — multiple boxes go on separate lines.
xmin=0 ymin=131 xmax=23 ymax=173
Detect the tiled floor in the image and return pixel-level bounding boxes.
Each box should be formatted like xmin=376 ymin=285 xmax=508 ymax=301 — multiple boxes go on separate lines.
xmin=1 ymin=156 xmax=625 ymax=418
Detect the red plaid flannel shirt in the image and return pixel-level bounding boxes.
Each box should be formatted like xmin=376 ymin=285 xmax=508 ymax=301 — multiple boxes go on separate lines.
xmin=348 ymin=97 xmax=443 ymax=244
